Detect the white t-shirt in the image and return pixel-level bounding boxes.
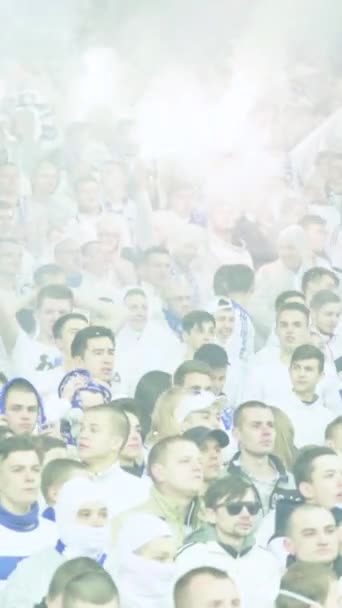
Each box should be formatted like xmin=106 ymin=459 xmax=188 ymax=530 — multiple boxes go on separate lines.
xmin=11 ymin=331 xmax=62 ymax=385
xmin=275 ymin=392 xmax=334 ymax=448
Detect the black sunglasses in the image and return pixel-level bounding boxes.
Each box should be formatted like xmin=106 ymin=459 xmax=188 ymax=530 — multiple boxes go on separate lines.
xmin=217 ymin=501 xmax=261 ymax=516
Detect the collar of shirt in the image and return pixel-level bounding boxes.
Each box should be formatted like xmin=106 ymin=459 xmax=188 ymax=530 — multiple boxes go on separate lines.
xmin=89 ymin=461 xmax=121 ymax=481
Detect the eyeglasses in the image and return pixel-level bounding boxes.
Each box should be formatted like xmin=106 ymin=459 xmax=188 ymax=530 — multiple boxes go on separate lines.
xmin=217 ymin=501 xmax=261 ymax=516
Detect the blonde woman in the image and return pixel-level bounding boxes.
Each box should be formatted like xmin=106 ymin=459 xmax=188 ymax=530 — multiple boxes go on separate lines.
xmin=146 ymin=388 xmax=225 ymax=448
xmin=271 ymin=406 xmax=298 ymax=472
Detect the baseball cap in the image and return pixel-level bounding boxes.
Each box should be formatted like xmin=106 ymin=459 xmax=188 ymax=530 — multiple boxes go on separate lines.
xmin=183 ymin=426 xmax=229 ymax=448
xmin=175 ymin=391 xmax=218 ymax=424
xmin=206 ymin=296 xmax=233 ymax=315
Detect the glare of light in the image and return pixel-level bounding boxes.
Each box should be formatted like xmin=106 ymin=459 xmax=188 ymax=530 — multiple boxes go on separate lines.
xmin=68 ymin=47 xmax=118 ymax=120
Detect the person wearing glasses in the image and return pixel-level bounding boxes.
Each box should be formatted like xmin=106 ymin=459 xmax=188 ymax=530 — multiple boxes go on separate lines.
xmin=175 ymin=476 xmax=281 ymax=608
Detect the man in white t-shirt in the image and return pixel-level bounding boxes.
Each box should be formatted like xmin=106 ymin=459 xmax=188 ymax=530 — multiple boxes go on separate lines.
xmin=0 ymin=284 xmax=74 ymax=384
xmin=276 ymin=344 xmax=335 ymax=448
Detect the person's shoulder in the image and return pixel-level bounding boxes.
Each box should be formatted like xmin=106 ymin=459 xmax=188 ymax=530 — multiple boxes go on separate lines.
xmin=251 ymin=544 xmax=282 ymax=568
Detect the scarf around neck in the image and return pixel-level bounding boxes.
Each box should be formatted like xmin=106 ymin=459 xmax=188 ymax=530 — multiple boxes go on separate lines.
xmin=0 ymin=501 xmax=39 ymax=531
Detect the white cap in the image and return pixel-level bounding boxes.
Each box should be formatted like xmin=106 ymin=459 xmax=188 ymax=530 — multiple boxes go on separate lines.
xmin=116 ymin=513 xmax=173 ymax=559
xmin=207 ymin=297 xmax=233 ymax=315
xmin=174 ymin=542 xmax=229 ymax=584
xmin=175 ymin=391 xmax=217 ymax=424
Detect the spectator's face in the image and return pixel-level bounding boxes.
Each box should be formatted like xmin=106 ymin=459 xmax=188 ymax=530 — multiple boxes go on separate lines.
xmin=0 ymin=450 xmax=41 ymax=511
xmin=57 ymin=318 xmax=88 ymax=357
xmin=200 ymin=438 xmax=223 ymax=482
xmin=120 ymin=412 xmax=143 ymax=463
xmin=37 ymin=298 xmax=73 ymax=338
xmin=178 ymin=574 xmax=240 ymax=608
xmin=78 ymin=410 xmax=123 ymax=462
xmin=82 ymin=242 xmax=105 ymax=274
xmin=210 ymin=367 xmax=227 ymax=396
xmin=33 ymin=162 xmax=59 ymax=196
xmin=97 ymin=225 xmax=121 ymax=255
xmin=183 ymin=407 xmax=221 ymax=432
xmin=75 ymin=336 xmax=115 ymax=382
xmin=151 ymin=442 xmax=203 ymax=497
xmin=312 ymin=302 xmax=341 ymax=336
xmin=5 ymin=389 xmax=39 ymax=435
xmin=299 ymin=455 xmax=342 ymax=509
xmin=0 ymin=165 xmax=19 ymax=197
xmin=77 ymin=181 xmax=100 ymax=214
xmin=290 ymin=358 xmax=322 ymax=395
xmin=305 ymin=223 xmax=328 ymax=254
xmin=234 ymin=407 xmax=275 ymax=456
xmin=208 ymin=489 xmax=260 ymax=539
xmin=276 ymin=310 xmax=309 ymax=353
xmin=136 ymin=535 xmax=177 ymax=562
xmin=75 ymin=501 xmax=108 ymax=527
xmin=182 ymin=372 xmax=212 ymax=393
xmin=215 ymin=309 xmax=235 ymax=343
xmin=278 ymin=242 xmax=302 ymax=271
xmin=326 ymin=426 xmax=342 ymax=454
xmin=306 ymin=276 xmax=337 ymax=306
xmin=125 ymin=293 xmax=148 ymax=332
xmin=166 ymin=286 xmax=193 ymax=318
xmin=185 ymin=322 xmax=216 ymax=352
xmin=0 ymin=242 xmax=23 ymax=275
xmin=54 ymin=241 xmax=81 ymax=275
xmin=286 ymin=508 xmax=338 ymax=564
xmin=144 ymin=253 xmax=172 ymax=286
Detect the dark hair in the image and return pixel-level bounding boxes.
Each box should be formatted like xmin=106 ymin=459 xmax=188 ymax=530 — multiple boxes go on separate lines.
xmin=33 ymin=264 xmax=64 ymax=287
xmin=276 ymin=302 xmax=310 ymax=324
xmin=141 ymin=246 xmax=170 ymax=264
xmin=0 ymin=372 xmax=8 ymax=386
xmin=0 ymin=436 xmax=41 ymax=463
xmin=293 ymin=446 xmax=336 ymax=488
xmin=48 ymin=557 xmax=104 ymax=602
xmin=4 ymin=378 xmax=39 ymax=405
xmin=285 ymin=503 xmax=335 ymax=537
xmin=299 ymin=214 xmax=326 ymax=228
xmin=41 ymin=458 xmax=86 ymax=502
xmin=276 ymin=562 xmax=336 ymax=608
xmin=34 ymin=435 xmax=66 ymax=455
xmin=134 ymin=370 xmax=172 ymax=436
xmin=205 ymin=475 xmax=257 ymax=508
xmin=233 ymin=401 xmax=271 ymax=428
xmin=182 ymin=311 xmax=215 ymax=334
xmin=53 ymin=313 xmax=88 ymax=340
xmin=310 ymin=289 xmax=341 ymax=311
xmin=290 ymin=344 xmax=325 ymax=373
xmin=85 ymin=404 xmax=130 ymax=448
xmin=213 ymin=264 xmax=255 ymax=297
xmin=275 ymin=290 xmax=305 ymax=312
xmin=325 ymin=416 xmax=342 ymax=440
xmin=174 ymin=567 xmax=230 ymax=608
xmin=147 ymin=435 xmax=195 ymax=480
xmin=173 ymin=360 xmax=212 ymax=387
xmin=62 ymin=570 xmax=118 ymax=608
xmin=36 ymin=285 xmax=73 ymax=309
xmin=111 ymin=397 xmax=140 ymax=420
xmin=71 ymin=326 xmax=115 ymax=358
xmin=124 ymin=288 xmax=147 ymax=300
xmin=194 ymin=344 xmax=228 ymax=369
xmin=301 ymin=267 xmax=339 ymax=294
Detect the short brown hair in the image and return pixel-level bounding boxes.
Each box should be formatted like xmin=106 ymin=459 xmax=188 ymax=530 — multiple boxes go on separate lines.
xmin=233 ymin=401 xmax=271 ymax=428
xmin=276 ymin=562 xmax=336 ymax=608
xmin=147 ymin=435 xmax=195 ymax=481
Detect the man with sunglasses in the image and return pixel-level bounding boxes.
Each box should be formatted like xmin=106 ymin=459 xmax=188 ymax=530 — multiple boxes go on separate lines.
xmin=176 ymin=476 xmax=281 ymax=608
